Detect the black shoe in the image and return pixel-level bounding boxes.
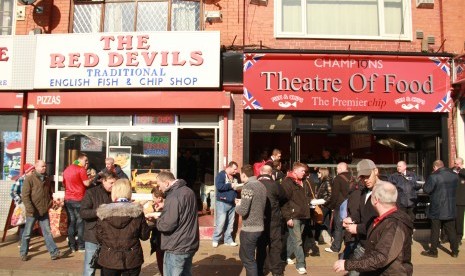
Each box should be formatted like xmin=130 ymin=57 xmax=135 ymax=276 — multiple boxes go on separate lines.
xmin=310 ymin=251 xmax=320 ymax=257
xmin=421 ymin=250 xmax=438 ymax=258
xmin=451 ymin=252 xmax=459 ymax=258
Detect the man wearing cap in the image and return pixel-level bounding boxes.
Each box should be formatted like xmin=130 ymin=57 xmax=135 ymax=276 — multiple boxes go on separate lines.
xmin=342 ymin=159 xmax=383 ymax=274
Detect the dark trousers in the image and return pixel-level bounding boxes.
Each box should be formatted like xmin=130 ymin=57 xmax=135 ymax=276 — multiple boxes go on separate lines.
xmin=101 ymin=266 xmax=141 ymax=276
xmin=430 ymin=219 xmax=459 ymax=254
xmin=257 ymin=223 xmax=284 ymax=275
xmin=456 ymin=205 xmax=465 ymax=240
xmin=239 ymin=231 xmax=262 ymax=276
xmin=302 ymin=220 xmax=319 ymax=254
xmin=330 ymin=209 xmax=344 ymax=252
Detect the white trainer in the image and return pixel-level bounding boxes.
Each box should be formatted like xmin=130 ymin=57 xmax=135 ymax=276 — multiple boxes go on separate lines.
xmin=212 ymin=242 xmax=218 ymax=248
xmin=225 ymin=242 xmax=238 ymax=246
xmin=325 ymin=247 xmax=337 ymax=253
xmin=296 ymin=267 xmax=307 ymax=274
xmin=286 ymin=258 xmax=295 ymax=264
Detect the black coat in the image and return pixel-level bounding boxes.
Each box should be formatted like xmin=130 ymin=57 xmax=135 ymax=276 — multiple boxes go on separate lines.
xmin=281 ymin=176 xmax=312 ymax=221
xmin=456 ymin=169 xmax=465 ymax=206
xmin=257 ymin=174 xmax=288 ymax=227
xmin=423 ymin=167 xmax=459 ymax=220
xmin=80 ymin=185 xmax=112 ymax=243
xmin=96 ymin=202 xmax=150 ymax=270
xmin=327 ymin=172 xmax=351 ymax=210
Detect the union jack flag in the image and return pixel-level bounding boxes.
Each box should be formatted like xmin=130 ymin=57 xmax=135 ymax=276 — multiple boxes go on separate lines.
xmin=456 ymin=63 xmax=464 ymax=77
xmin=242 ymin=88 xmax=263 ymax=110
xmin=243 ymin=54 xmax=265 ymax=71
xmin=429 ymin=57 xmax=450 ymax=76
xmin=433 ymin=90 xmax=452 ymax=112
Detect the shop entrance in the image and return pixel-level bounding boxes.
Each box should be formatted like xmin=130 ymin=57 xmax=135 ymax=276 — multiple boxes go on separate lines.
xmin=177 ymin=128 xmax=217 ymax=228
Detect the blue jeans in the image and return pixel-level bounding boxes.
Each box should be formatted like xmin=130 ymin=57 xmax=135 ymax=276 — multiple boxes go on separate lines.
xmin=163 ymin=251 xmax=194 ymax=276
xmin=239 ymin=231 xmax=262 ymax=276
xmin=83 ymin=241 xmax=98 ymax=276
xmin=65 ymin=200 xmax=85 ymax=250
xmin=212 ymin=201 xmax=235 ymax=244
xmin=20 ymin=214 xmax=59 ymax=257
xmin=287 ymin=219 xmax=306 ymax=269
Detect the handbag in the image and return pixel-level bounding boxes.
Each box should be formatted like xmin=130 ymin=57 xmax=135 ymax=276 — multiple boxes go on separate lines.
xmin=89 ymin=245 xmax=101 ymax=269
xmin=11 ymin=203 xmax=26 ymax=226
xmin=306 ymin=179 xmax=324 ymax=224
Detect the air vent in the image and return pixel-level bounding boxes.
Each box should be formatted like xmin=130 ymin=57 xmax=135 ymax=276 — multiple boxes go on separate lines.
xmin=416 ymin=0 xmax=434 ymax=9
xmin=427 ymin=36 xmax=435 ymax=45
xmin=416 ymin=30 xmax=424 ymax=39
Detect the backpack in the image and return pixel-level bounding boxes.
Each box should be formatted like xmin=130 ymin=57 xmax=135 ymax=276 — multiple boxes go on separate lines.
xmin=253 ymin=160 xmax=266 ymax=176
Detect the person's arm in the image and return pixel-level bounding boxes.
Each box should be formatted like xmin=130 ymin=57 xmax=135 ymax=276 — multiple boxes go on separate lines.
xmin=215 ymin=171 xmax=232 ymax=192
xmin=327 ymin=177 xmax=340 ymax=210
xmin=139 ymin=215 xmax=151 ymax=241
xmin=345 ymin=221 xmax=406 ymax=272
xmin=21 ymin=179 xmax=34 ymax=216
xmin=156 ymin=198 xmax=179 ymax=233
xmin=79 ymin=190 xmax=96 ymax=220
xmin=11 ymin=178 xmax=22 ymax=204
xmin=235 ymin=186 xmax=254 ymax=217
xmin=80 ymin=168 xmax=91 ymax=187
xmin=422 ymin=176 xmax=435 ymax=194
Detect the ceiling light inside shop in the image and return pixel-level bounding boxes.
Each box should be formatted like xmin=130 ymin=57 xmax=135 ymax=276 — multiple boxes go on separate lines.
xmin=269 ymin=124 xmax=276 ymax=130
xmin=341 ymin=115 xmax=355 ymax=121
xmin=277 ymin=114 xmax=285 ymax=121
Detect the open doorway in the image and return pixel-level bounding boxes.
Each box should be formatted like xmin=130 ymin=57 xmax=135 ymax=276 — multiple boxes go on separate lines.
xmin=177 ymin=128 xmax=216 ymax=227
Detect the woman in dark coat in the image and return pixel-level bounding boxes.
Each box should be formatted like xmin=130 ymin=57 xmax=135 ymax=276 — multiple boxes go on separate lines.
xmin=96 ymin=179 xmax=150 ymax=276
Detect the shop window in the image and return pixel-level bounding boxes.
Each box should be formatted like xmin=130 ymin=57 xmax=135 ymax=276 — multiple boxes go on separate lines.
xmin=46 ymin=115 xmax=87 ymax=126
xmin=0 ymin=114 xmax=22 ymax=180
xmin=89 ymin=115 xmax=131 ymax=126
xmin=277 ymin=0 xmax=411 ymax=40
xmin=0 ymin=0 xmax=14 ymax=35
xmin=73 ymin=0 xmax=201 ymax=33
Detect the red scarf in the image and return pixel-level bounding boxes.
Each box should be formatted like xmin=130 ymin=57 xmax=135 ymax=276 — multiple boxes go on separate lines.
xmin=286 ymin=171 xmax=303 ymax=186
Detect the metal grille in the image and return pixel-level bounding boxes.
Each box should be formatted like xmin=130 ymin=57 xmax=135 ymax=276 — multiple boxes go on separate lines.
xmin=73 ymin=4 xmax=102 ymax=33
xmin=105 ymin=3 xmax=136 ymax=32
xmin=172 ymin=0 xmax=200 ymax=31
xmin=137 ymin=2 xmax=169 ymax=31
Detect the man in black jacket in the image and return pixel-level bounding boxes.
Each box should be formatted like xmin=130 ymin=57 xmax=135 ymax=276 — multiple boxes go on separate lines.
xmin=453 ymin=157 xmax=465 ymax=244
xmin=157 ymin=171 xmax=199 ymax=275
xmin=388 ymin=161 xmax=420 ymax=221
xmin=80 ymin=171 xmax=116 ymax=276
xmin=93 ymin=157 xmax=128 ymax=186
xmin=421 ymin=160 xmax=459 ymax=258
xmin=326 ymin=162 xmax=351 ymax=253
xmin=256 ymin=165 xmax=287 ymax=276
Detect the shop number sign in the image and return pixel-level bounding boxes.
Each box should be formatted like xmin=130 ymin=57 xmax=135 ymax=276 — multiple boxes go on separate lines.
xmin=143 ymin=135 xmax=169 ymax=156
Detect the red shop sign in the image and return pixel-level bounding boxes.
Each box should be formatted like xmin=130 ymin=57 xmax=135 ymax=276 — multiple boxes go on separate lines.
xmin=243 ymin=54 xmax=452 ymax=112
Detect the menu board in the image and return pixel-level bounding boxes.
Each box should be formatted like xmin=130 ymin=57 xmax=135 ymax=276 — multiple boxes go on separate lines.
xmin=143 ymin=135 xmax=170 ymax=156
xmin=109 ymin=146 xmax=132 ymax=180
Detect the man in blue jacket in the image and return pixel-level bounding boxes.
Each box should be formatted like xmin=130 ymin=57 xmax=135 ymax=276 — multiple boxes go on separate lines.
xmin=421 ymin=160 xmax=459 ymax=258
xmin=212 ymin=161 xmax=240 ymax=248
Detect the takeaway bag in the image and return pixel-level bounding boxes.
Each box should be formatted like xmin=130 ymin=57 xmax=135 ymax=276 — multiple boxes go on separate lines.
xmin=11 ymin=203 xmax=26 ymax=226
xmin=49 ymin=204 xmax=68 ymax=237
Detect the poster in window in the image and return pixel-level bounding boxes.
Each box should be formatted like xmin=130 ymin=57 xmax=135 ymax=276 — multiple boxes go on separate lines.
xmin=3 ymin=132 xmax=22 ymax=180
xmin=80 ymin=136 xmax=103 ymax=152
xmin=109 ymin=146 xmax=132 ymax=181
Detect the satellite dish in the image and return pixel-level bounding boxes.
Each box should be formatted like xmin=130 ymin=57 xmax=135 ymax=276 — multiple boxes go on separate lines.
xmin=18 ymin=0 xmax=37 ymax=5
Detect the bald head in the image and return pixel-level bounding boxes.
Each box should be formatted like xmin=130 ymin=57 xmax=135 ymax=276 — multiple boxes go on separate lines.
xmin=337 ymin=162 xmax=348 ymax=174
xmin=260 ymin=165 xmax=273 ymax=175
xmin=35 ymin=160 xmax=46 ymax=174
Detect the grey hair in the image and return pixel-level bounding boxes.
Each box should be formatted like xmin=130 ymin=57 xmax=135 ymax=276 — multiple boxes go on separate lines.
xmin=373 ymin=181 xmax=397 ymax=205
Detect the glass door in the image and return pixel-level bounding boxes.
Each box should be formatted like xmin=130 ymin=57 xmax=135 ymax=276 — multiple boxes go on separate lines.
xmin=55 ymin=130 xmax=107 ymax=190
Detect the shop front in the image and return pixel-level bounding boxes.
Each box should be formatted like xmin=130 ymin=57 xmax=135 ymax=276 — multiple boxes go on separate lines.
xmin=243 ymin=51 xmax=455 ymax=228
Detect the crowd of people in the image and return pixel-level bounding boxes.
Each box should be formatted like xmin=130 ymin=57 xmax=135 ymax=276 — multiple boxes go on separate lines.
xmin=10 ymin=150 xmax=465 ymax=276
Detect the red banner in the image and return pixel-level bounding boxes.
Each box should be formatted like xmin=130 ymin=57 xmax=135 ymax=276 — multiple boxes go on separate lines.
xmin=0 ymin=93 xmax=23 ymax=109
xmin=243 ymin=54 xmax=452 ymax=112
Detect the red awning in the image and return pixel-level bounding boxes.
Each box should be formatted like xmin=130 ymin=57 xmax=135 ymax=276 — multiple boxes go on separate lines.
xmin=0 ymin=93 xmax=24 ymax=109
xmin=26 ymin=91 xmax=231 ymax=110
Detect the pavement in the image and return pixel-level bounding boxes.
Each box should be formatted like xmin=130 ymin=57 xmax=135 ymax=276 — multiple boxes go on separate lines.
xmin=0 ymin=228 xmax=464 ymax=276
